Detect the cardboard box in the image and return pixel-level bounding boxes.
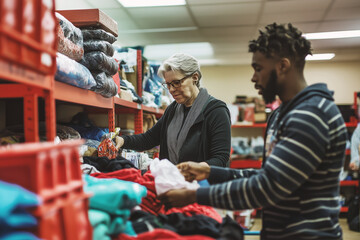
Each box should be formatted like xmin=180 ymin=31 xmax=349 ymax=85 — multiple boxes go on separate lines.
xmin=117 ymin=114 xmax=134 ymax=130
xmin=125 ymin=66 xmax=138 ymax=93
xmin=254 ymin=112 xmax=267 ymax=123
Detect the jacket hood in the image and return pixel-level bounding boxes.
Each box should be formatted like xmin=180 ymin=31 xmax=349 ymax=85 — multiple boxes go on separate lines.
xmin=278 ymin=83 xmax=334 ymax=120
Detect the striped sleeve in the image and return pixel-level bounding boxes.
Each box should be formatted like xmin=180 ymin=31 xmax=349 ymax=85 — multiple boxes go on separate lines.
xmin=207 ymin=167 xmax=260 ymax=184
xmin=197 ymin=106 xmax=329 ymax=210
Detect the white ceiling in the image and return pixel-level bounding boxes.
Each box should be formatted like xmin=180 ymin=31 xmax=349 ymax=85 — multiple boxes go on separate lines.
xmin=55 ymin=0 xmax=360 ymax=66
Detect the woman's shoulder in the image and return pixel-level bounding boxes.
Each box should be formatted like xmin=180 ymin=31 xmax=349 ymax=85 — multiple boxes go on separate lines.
xmin=206 ymin=96 xmax=227 ymax=109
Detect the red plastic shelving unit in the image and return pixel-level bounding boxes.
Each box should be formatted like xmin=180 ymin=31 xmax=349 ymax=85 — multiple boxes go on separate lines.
xmin=0 ymin=0 xmax=57 ymax=142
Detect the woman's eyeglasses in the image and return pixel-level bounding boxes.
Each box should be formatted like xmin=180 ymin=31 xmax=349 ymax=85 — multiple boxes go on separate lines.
xmin=162 ymin=73 xmax=195 ymax=89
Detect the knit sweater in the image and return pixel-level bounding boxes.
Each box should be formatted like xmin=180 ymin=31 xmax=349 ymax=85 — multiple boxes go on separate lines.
xmin=122 ymin=96 xmax=231 ymax=167
xmin=197 ymin=83 xmax=347 ymax=239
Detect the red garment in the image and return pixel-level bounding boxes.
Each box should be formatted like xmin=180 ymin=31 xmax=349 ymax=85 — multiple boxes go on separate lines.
xmin=163 ymin=203 xmax=222 ymax=223
xmin=117 ymin=229 xmax=214 ymax=240
xmin=91 ymin=169 xmax=222 ymax=222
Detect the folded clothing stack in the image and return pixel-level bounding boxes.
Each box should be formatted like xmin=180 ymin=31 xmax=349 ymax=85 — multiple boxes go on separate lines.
xmin=0 ymin=181 xmax=41 ymax=240
xmin=54 ymin=13 xmax=96 ymax=90
xmin=80 ymin=29 xmax=119 ymax=98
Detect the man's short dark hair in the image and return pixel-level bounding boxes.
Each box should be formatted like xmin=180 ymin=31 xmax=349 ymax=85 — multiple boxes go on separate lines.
xmin=249 ymin=23 xmax=312 ymax=71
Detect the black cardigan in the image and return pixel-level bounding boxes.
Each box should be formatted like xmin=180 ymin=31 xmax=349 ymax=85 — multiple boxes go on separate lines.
xmin=122 ymin=97 xmax=231 ymax=167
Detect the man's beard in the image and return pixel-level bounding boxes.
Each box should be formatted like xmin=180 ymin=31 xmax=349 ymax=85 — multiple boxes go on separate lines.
xmin=262 ymin=69 xmax=278 ymax=104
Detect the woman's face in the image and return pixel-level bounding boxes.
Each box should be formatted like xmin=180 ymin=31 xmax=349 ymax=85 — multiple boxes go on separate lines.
xmin=163 ymin=70 xmax=199 ymax=107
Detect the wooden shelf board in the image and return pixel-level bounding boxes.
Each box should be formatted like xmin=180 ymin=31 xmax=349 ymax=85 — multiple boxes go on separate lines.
xmin=142 ymin=105 xmax=165 ymax=115
xmin=0 ymin=59 xmax=52 ymax=90
xmin=54 ymin=81 xmax=113 ymax=109
xmin=114 ymin=97 xmax=140 ymax=109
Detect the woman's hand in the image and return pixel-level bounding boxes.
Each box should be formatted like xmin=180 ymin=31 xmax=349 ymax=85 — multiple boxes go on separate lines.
xmin=177 ymin=161 xmax=210 ymax=182
xmin=115 ymin=136 xmax=124 ymax=150
xmin=158 ymin=189 xmax=197 ymax=209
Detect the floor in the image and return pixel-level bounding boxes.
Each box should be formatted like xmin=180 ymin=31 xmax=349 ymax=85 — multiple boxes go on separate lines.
xmin=245 ymin=218 xmax=360 ymax=240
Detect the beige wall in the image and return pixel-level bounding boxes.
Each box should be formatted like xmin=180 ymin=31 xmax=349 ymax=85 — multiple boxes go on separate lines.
xmin=201 ymin=61 xmax=360 ymax=105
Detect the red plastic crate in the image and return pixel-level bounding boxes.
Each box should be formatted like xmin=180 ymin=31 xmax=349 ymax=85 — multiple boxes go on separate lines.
xmin=0 ymin=0 xmax=57 ymax=75
xmin=62 ymin=192 xmax=93 ymax=240
xmin=31 ymin=199 xmax=67 ymax=240
xmin=0 ymin=139 xmax=84 ymax=201
xmin=31 ymin=191 xmax=92 ymax=240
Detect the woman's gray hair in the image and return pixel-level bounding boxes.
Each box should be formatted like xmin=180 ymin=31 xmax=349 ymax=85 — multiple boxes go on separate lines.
xmin=158 ymin=53 xmax=202 ymax=88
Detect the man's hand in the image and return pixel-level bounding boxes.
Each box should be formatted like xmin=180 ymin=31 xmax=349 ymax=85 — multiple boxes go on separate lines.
xmin=158 ymin=189 xmax=197 ymax=209
xmin=349 ymin=162 xmax=359 ymax=170
xmin=115 ymin=136 xmax=124 ymax=150
xmin=177 ymin=161 xmax=210 ymax=182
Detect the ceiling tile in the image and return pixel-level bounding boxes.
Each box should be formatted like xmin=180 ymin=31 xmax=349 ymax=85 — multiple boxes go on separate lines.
xmin=86 ymin=0 xmax=121 ymax=8
xmin=263 ymin=0 xmax=332 ymax=13
xmin=260 ymin=11 xmax=325 ymax=24
xmin=200 ymin=26 xmax=256 ymax=37
xmin=325 ymin=7 xmax=360 ymax=21
xmin=332 ymin=0 xmax=360 ymax=8
xmin=317 ymin=20 xmax=360 ymax=31
xmin=191 ymin=2 xmax=261 ymax=27
xmin=310 ymin=38 xmax=360 ymax=50
xmin=126 ymin=6 xmax=195 ymax=29
xmin=143 ymin=31 xmax=204 ymax=45
xmin=55 ymin=0 xmax=93 ymax=10
xmin=289 ymin=22 xmax=320 ymax=33
xmin=187 ymin=0 xmax=261 ymax=5
xmin=101 ymin=9 xmax=139 ymax=30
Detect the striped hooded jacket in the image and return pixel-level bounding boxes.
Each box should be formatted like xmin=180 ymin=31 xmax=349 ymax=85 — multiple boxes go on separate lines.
xmin=197 ymin=83 xmax=347 ymax=239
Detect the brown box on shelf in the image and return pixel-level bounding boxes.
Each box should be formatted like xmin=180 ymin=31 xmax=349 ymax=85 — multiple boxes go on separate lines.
xmin=254 ymin=112 xmax=267 ymax=123
xmin=56 ymin=9 xmax=118 ymax=37
xmin=125 ymin=66 xmax=138 ymax=93
xmin=117 ymin=114 xmax=135 ymax=130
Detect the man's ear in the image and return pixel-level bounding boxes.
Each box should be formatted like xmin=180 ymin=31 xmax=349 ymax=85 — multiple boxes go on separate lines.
xmin=278 ymin=58 xmax=291 ymax=74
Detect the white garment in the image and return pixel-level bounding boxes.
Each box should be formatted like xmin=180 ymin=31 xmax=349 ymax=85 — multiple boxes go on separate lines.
xmin=149 ymin=158 xmax=199 ymax=195
xmin=350 ymin=123 xmax=360 ymax=168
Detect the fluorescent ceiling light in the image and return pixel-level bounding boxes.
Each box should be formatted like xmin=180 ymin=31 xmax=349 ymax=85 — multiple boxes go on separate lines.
xmin=306 ymin=53 xmax=335 ymax=61
xmin=144 ymin=42 xmax=214 ymax=61
xmin=118 ymin=27 xmax=197 ymax=34
xmin=117 ymin=0 xmax=186 ymax=7
xmin=303 ymin=30 xmax=360 ymax=40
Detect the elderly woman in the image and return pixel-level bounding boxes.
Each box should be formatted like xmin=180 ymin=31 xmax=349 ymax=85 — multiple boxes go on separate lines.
xmin=115 ymin=53 xmax=231 ymax=167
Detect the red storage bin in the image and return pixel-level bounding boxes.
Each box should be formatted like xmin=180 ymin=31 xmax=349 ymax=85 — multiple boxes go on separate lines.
xmin=0 ymin=0 xmax=57 ymax=75
xmin=62 ymin=192 xmax=93 ymax=240
xmin=32 ymin=199 xmax=67 ymax=240
xmin=31 ymin=191 xmax=92 ymax=240
xmin=0 ymin=139 xmax=84 ymax=201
